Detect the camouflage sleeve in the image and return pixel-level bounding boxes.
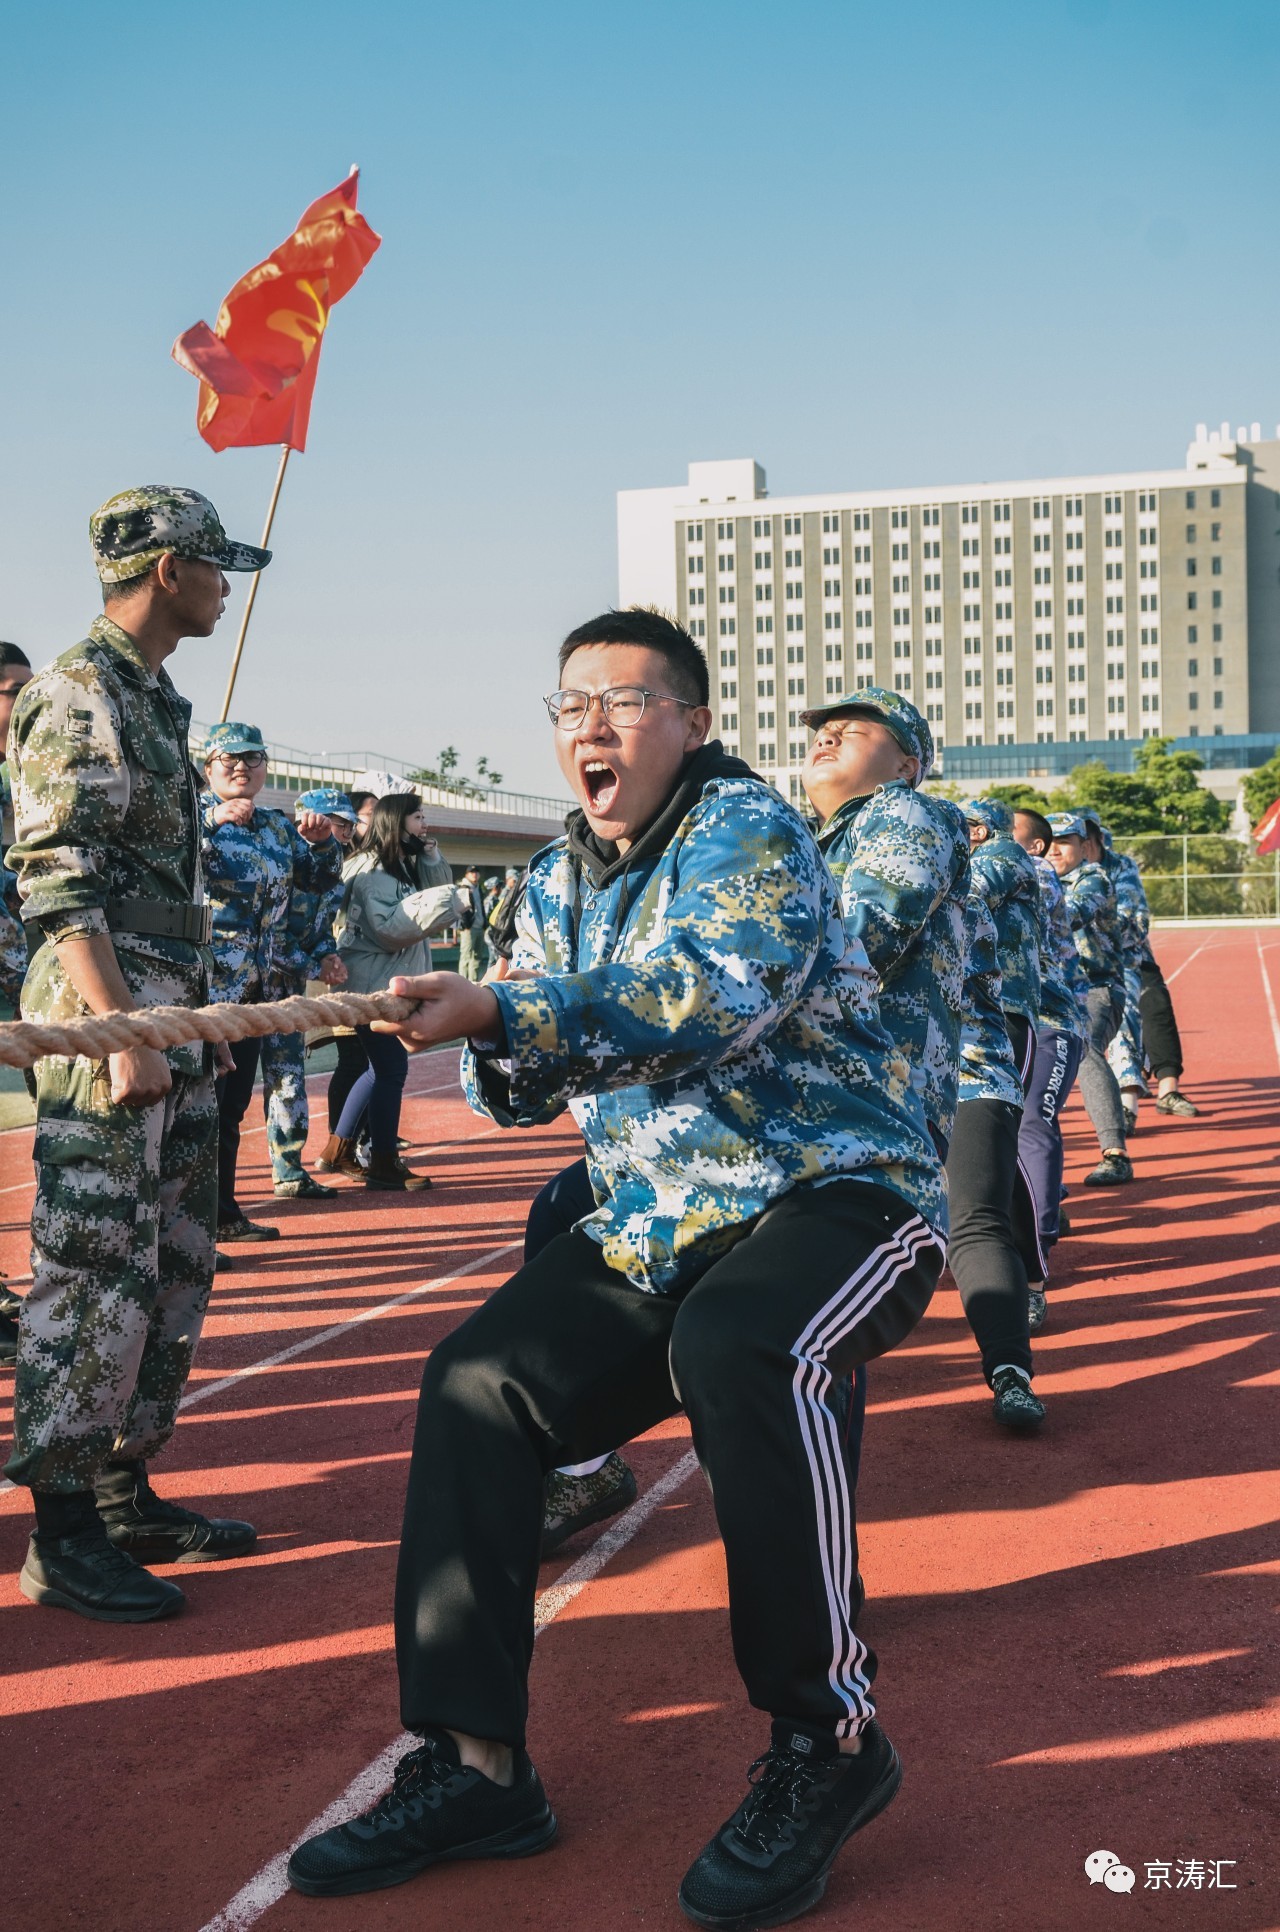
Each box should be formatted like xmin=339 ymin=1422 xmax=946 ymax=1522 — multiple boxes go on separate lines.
xmin=288 ymin=821 xmax=342 ymax=897
xmin=7 ymin=663 xmax=128 ymax=937
xmin=1066 ymin=868 xmax=1110 ymax=929
xmin=1114 ymin=872 xmax=1150 ymax=946
xmin=304 ymin=870 xmax=347 ymax=968
xmin=482 ymin=793 xmax=827 ymax=1122
xmin=837 ymin=789 xmax=965 ymax=980
xmin=968 ymin=844 xmax=1014 ymax=914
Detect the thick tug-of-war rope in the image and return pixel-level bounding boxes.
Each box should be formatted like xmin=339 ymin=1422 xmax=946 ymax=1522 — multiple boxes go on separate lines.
xmin=0 ymin=991 xmax=420 ymax=1071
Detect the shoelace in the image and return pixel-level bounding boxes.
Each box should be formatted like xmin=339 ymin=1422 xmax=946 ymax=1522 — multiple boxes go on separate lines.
xmin=362 ymin=1740 xmax=453 ymax=1829
xmin=733 ymin=1749 xmax=828 ymax=1854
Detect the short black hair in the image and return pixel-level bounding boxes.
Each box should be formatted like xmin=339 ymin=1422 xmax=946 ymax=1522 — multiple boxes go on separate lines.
xmin=102 ymin=567 xmax=157 ymax=609
xmin=1014 ymin=807 xmax=1054 ymax=852
xmin=0 ymin=642 xmax=30 ymax=671
xmin=558 ymin=606 xmax=709 ymax=708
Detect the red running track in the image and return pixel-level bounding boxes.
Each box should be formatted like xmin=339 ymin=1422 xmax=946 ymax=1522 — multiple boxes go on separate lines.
xmin=1 ymin=928 xmax=1278 ymax=1932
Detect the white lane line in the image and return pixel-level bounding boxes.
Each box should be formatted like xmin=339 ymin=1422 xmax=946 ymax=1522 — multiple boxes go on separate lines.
xmin=196 ymin=1447 xmax=699 ymax=1932
xmin=178 ymin=1241 xmax=521 ymax=1412
xmin=1255 ymin=933 xmax=1280 ymax=1072
xmin=0 ymin=1241 xmax=523 ymax=1497
xmin=1163 ymin=940 xmax=1215 ymax=986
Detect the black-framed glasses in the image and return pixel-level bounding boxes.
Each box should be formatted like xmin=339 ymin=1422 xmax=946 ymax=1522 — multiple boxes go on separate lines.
xmin=209 ymin=750 xmax=267 ymax=770
xmin=544 ymin=687 xmax=694 ymax=731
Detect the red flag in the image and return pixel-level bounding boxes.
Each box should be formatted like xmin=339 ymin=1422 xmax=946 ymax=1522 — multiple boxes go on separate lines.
xmin=1254 ymin=795 xmax=1280 ymax=854
xmin=172 ymin=171 xmax=380 ymax=452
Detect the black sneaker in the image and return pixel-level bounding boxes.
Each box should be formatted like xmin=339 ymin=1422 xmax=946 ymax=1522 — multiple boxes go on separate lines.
xmin=1057 ymin=1209 xmax=1072 ymax=1236
xmin=678 ymin=1721 xmax=900 ymax=1930
xmin=541 ymin=1452 xmax=638 ymax=1557
xmin=0 ymin=1311 xmax=18 ymax=1366
xmin=1027 ymin=1288 xmax=1047 ymax=1334
xmin=992 ymin=1367 xmax=1045 ymax=1431
xmin=20 ymin=1527 xmax=185 ymax=1622
xmin=0 ymin=1274 xmax=22 ymax=1320
xmin=1084 ymin=1152 xmax=1133 ymax=1187
xmin=287 ymin=1729 xmax=557 ymax=1898
xmin=95 ymin=1460 xmax=256 ymax=1562
xmin=217 ymin=1215 xmax=281 ymax=1242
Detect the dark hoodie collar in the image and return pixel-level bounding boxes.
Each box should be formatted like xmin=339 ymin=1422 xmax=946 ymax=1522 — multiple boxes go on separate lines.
xmin=564 ymin=740 xmax=758 ymax=889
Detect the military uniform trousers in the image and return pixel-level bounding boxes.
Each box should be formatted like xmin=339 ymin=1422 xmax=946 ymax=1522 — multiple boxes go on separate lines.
xmin=6 ymin=1062 xmax=218 ymax=1493
xmin=260 ymin=1027 xmax=310 ymax=1185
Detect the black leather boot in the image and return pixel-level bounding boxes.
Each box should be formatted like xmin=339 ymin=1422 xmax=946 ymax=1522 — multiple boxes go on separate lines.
xmin=95 ymin=1459 xmax=257 ymax=1563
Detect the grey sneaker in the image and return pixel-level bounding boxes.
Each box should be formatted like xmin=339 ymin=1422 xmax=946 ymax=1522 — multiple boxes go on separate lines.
xmin=992 ymin=1368 xmax=1045 ymax=1431
xmin=1027 ymin=1288 xmax=1047 ymax=1334
xmin=1155 ymin=1091 xmax=1198 ymax=1118
xmin=541 ymin=1452 xmax=637 ymax=1558
xmin=1084 ymin=1152 xmax=1133 ymax=1186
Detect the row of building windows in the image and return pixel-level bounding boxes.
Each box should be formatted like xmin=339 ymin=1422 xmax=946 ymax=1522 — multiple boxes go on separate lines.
xmin=689 ymin=486 xmax=1225 ymax=552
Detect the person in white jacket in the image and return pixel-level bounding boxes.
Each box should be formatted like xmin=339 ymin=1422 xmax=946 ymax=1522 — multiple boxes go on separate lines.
xmin=329 ymin=795 xmax=460 ymax=1190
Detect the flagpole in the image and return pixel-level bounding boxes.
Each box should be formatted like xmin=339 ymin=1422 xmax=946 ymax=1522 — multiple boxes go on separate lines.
xmin=218 ymin=442 xmax=292 ymax=723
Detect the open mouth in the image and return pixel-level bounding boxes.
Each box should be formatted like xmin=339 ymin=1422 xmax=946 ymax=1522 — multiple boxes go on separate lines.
xmin=580 ymin=758 xmax=620 ymax=816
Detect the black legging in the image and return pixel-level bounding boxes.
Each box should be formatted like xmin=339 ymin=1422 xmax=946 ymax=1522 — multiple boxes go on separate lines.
xmin=327 ymin=1032 xmax=370 ymax=1133
xmin=1138 ymin=956 xmax=1183 ymax=1079
xmin=945 ymin=1096 xmax=1032 ymax=1382
xmin=216 ymin=1035 xmax=262 ymax=1225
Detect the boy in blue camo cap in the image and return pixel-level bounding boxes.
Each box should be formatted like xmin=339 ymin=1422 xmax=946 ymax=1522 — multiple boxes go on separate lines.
xmin=289 ymin=609 xmax=947 ymax=1929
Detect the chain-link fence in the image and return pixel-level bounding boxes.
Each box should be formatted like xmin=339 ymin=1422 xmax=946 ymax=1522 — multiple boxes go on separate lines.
xmin=1116 ymin=834 xmax=1280 ymax=919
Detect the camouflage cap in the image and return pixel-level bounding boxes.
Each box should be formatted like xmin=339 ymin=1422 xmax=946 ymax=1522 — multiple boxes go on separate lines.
xmin=297 ymin=786 xmax=357 ymax=821
xmin=798 ymin=685 xmax=935 ymax=785
xmin=1047 ymin=811 xmax=1088 ymax=841
xmin=202 ymin=721 xmax=266 ymax=761
xmin=91 ymin=486 xmax=271 ymax=585
xmin=962 ymin=797 xmax=1014 ymax=836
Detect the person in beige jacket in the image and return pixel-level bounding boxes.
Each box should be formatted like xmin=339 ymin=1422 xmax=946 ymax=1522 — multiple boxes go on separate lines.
xmin=324 ymin=795 xmax=460 ymax=1190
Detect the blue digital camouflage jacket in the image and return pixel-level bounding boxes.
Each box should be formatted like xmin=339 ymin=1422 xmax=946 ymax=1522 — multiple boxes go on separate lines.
xmin=1032 ymin=854 xmax=1087 ymax=1036
xmin=958 ymin=894 xmax=1023 ymax=1106
xmin=968 ymin=834 xmax=1042 ymax=1025
xmin=1100 ymin=845 xmax=1152 ymax=966
xmin=817 ymin=780 xmax=970 ymax=1141
xmin=1059 ymin=859 xmax=1124 ymax=991
xmin=462 ymin=751 xmax=944 ymax=1292
xmin=199 ymin=795 xmax=341 ymax=1003
xmin=270 ymin=861 xmax=347 ymax=994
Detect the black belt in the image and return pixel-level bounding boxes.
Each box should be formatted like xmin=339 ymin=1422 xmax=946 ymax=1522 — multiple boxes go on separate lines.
xmin=104 ymin=899 xmax=213 ymax=945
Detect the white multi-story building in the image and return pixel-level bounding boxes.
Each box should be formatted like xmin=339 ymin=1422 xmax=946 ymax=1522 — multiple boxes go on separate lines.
xmin=617 ymin=428 xmax=1280 ymax=800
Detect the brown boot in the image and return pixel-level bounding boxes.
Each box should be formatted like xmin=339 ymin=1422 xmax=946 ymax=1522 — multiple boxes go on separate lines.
xmin=364 ymin=1149 xmax=433 ymax=1191
xmin=315 ymin=1135 xmax=364 ymax=1179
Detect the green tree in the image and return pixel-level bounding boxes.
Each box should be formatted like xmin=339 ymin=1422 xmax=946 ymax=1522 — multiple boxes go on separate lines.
xmin=1132 ymin=737 xmax=1229 ymax=833
xmin=1242 ymin=750 xmax=1280 ymax=827
xmin=408 ymin=745 xmax=504 ymax=797
xmin=985 ymin=781 xmax=1053 ymax=814
xmin=1050 ymin=761 xmax=1161 ymax=834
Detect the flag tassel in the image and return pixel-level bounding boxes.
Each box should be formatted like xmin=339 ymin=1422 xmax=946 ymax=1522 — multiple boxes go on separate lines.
xmin=218 ymin=443 xmax=292 ymax=723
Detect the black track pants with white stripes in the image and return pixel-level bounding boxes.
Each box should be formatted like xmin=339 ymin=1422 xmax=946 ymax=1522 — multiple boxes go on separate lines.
xmin=395 ymin=1178 xmax=943 ymax=1748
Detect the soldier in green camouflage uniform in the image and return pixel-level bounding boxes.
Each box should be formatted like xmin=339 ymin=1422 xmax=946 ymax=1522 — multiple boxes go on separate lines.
xmin=5 ymin=486 xmax=270 ymax=1624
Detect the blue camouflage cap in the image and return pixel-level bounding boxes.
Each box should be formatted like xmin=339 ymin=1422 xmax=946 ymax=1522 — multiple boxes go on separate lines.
xmin=297 ymin=786 xmax=357 ymax=821
xmin=1047 ymin=811 xmax=1088 ymax=841
xmin=202 ymin=721 xmax=266 ymax=761
xmin=798 ymin=685 xmax=935 ymax=785
xmin=962 ymin=797 xmax=1014 ymax=836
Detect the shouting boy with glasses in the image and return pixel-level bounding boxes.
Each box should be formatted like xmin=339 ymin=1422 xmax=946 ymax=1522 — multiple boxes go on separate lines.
xmin=288 ymin=608 xmax=946 ymax=1929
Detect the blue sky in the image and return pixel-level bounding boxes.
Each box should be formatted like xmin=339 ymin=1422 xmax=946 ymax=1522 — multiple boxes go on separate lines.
xmin=2 ymin=0 xmax=1276 ymax=792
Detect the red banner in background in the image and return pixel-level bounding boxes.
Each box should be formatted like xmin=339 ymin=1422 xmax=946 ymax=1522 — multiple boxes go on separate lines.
xmin=172 ymin=171 xmax=381 ymax=452
xmin=1253 ymin=796 xmax=1280 ymax=854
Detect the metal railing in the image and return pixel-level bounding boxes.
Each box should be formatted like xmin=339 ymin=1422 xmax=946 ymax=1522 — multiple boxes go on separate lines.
xmin=1116 ymin=833 xmax=1280 ymax=920
xmin=189 ymin=721 xmax=573 ymax=822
